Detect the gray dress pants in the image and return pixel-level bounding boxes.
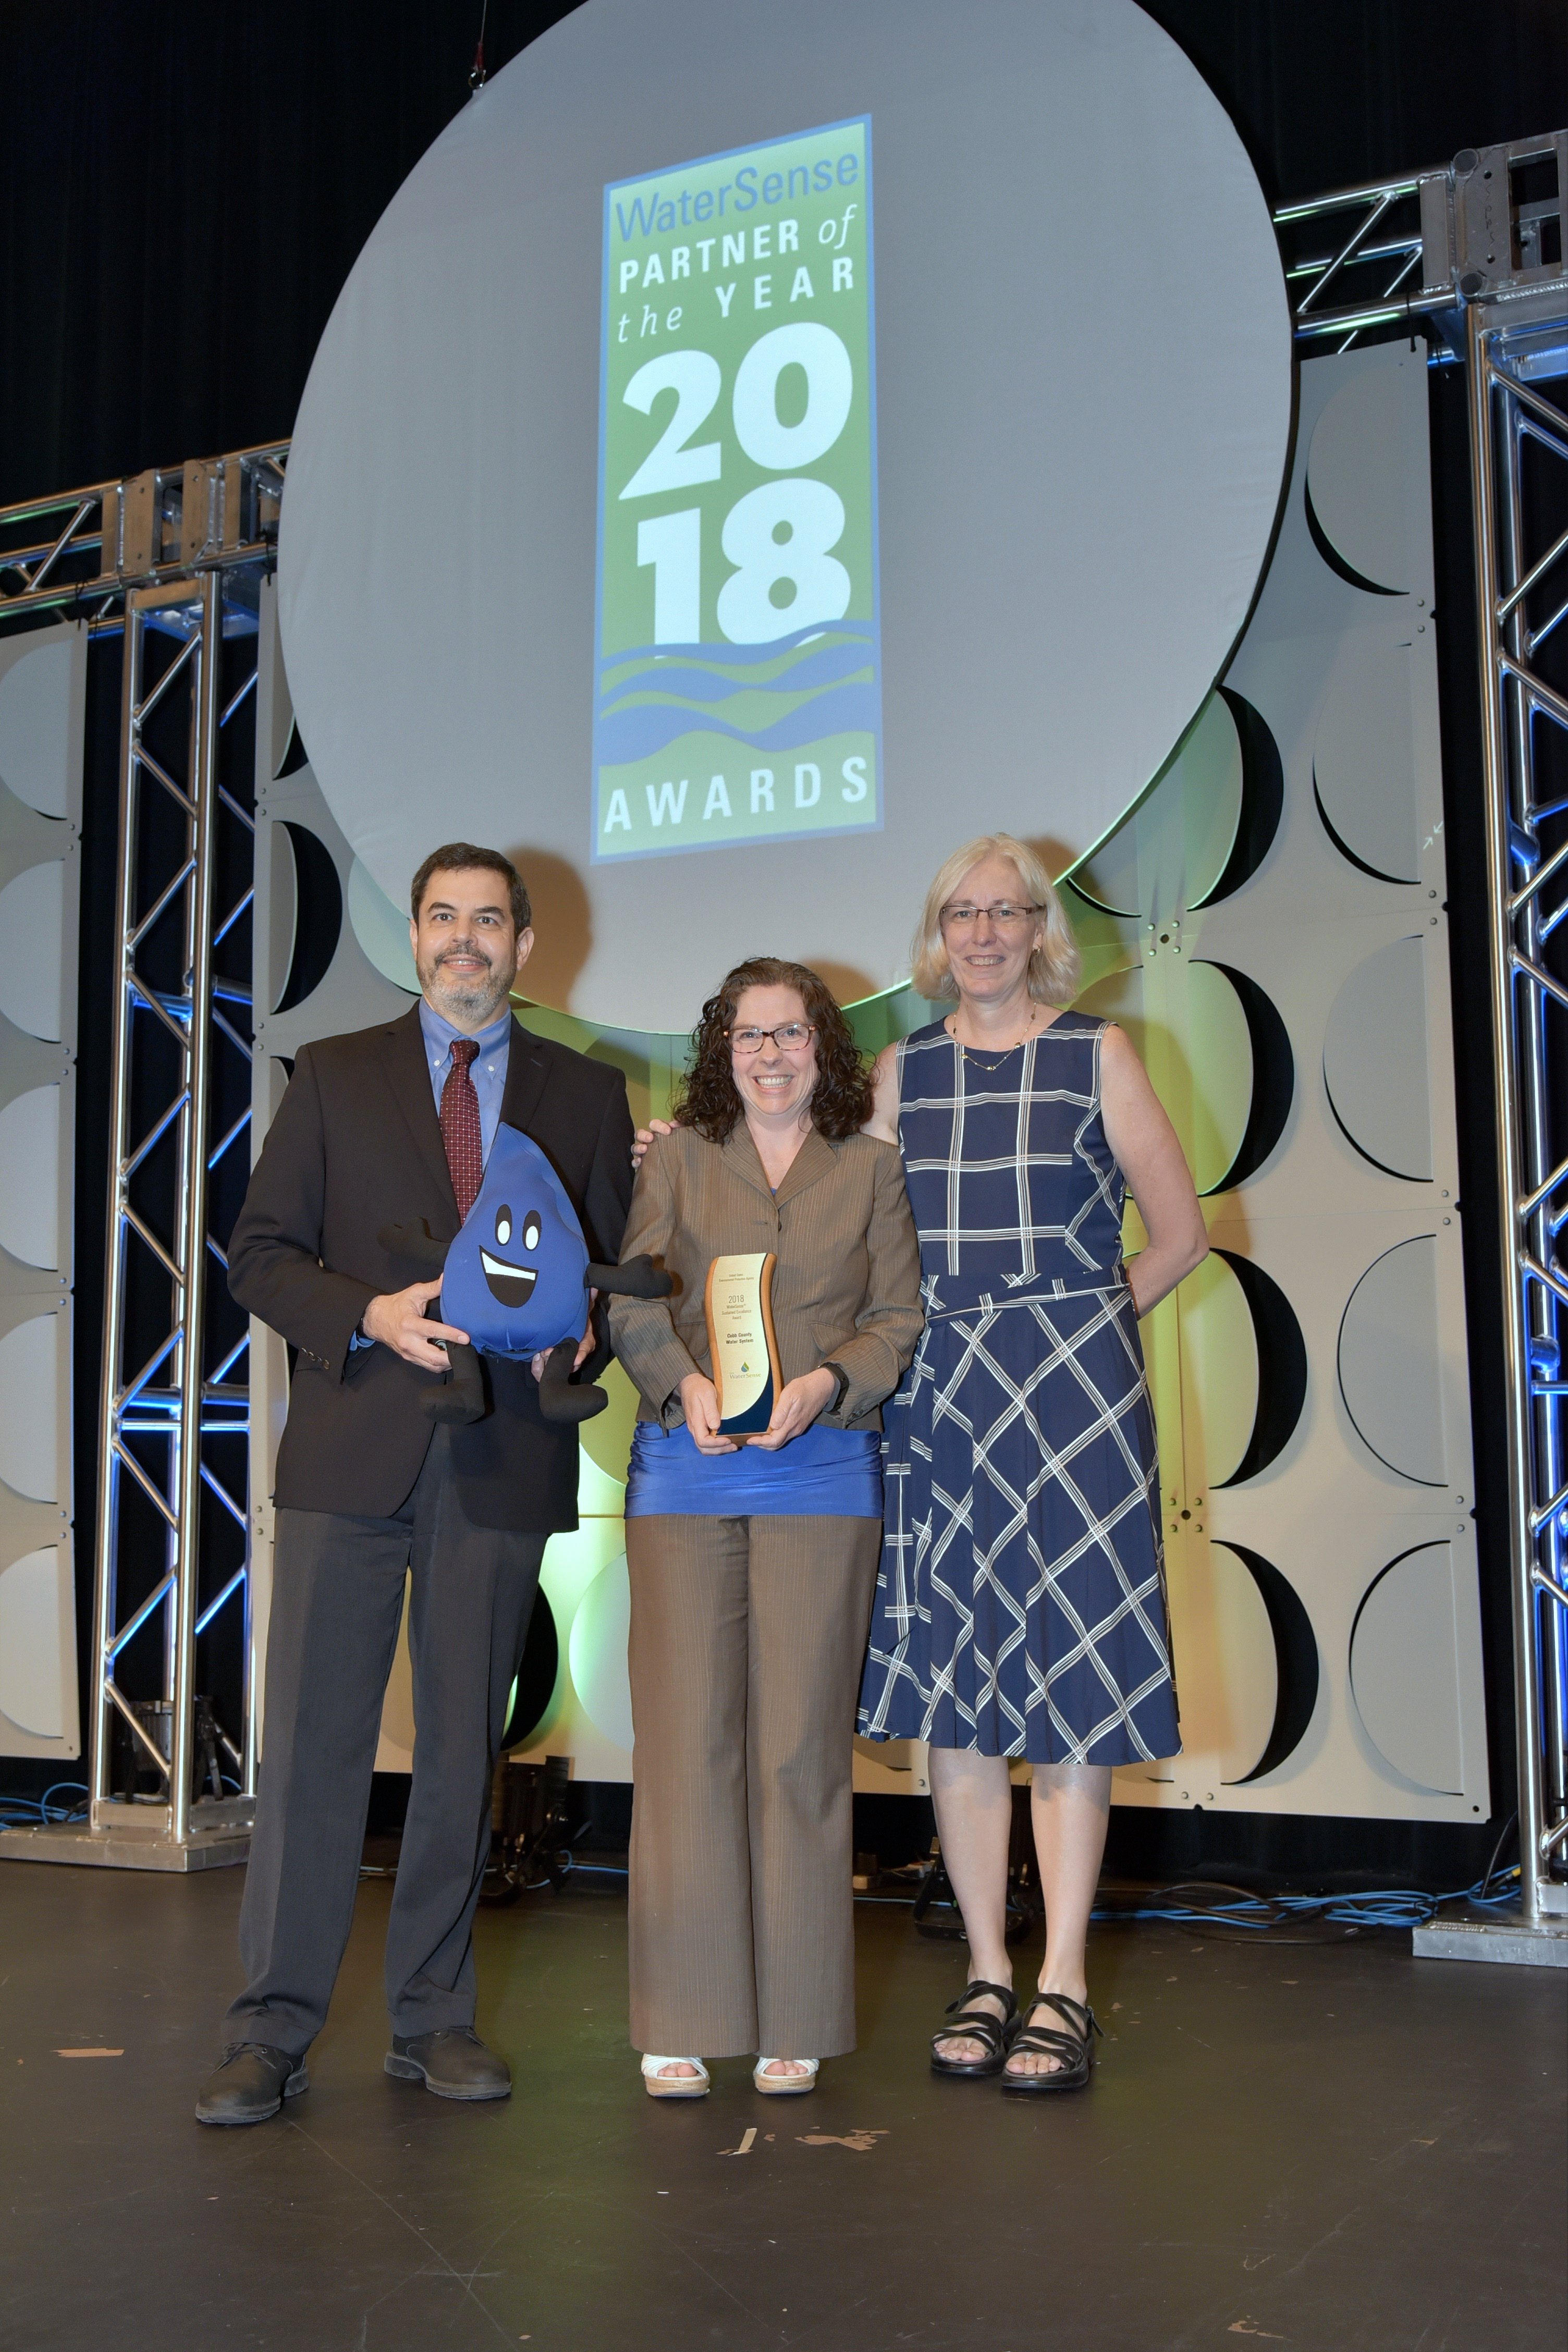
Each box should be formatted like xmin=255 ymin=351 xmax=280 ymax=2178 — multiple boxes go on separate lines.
xmin=226 ymin=1428 xmax=546 ymax=2059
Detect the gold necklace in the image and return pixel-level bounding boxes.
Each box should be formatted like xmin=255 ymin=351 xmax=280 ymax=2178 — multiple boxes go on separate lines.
xmin=952 ymin=1009 xmax=1039 ymax=1072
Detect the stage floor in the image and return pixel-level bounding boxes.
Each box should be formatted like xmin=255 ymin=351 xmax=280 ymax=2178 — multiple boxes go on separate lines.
xmin=0 ymin=1861 xmax=1562 ymax=2351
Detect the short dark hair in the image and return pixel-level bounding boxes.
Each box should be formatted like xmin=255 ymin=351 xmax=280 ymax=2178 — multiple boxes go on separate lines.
xmin=672 ymin=957 xmax=873 ymax=1143
xmin=410 ymin=843 xmax=531 ymax=934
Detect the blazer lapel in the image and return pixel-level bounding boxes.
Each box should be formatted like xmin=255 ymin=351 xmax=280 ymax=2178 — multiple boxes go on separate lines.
xmin=499 ymin=1015 xmax=552 ymax=1137
xmin=720 ymin=1122 xmax=778 ymax=1202
xmin=379 ymin=1006 xmax=459 ymax=1224
xmin=771 ymin=1125 xmax=837 ymax=1209
xmin=721 ymin=1121 xmax=836 ymax=1207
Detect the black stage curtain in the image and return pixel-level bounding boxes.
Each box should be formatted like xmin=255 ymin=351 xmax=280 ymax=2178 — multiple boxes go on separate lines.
xmin=2 ymin=1 xmax=1564 ymax=1882
xmin=2 ymin=1 xmax=1562 ymax=508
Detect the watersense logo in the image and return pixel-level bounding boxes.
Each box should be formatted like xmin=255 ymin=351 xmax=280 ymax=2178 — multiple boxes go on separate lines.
xmin=593 ymin=119 xmax=881 ymax=863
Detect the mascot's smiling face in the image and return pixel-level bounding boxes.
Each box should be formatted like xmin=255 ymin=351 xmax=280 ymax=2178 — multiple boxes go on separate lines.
xmin=440 ymin=1125 xmax=590 ymax=1359
xmin=481 ymin=1200 xmax=543 ymax=1309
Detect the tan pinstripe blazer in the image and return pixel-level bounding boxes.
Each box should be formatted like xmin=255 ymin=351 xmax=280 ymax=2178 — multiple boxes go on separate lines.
xmin=609 ymin=1123 xmax=923 ymax=1432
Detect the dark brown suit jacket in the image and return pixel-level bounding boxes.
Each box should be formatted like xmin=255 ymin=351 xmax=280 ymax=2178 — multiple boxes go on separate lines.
xmin=228 ymin=1006 xmax=634 ymax=1530
xmin=609 ymin=1123 xmax=923 ymax=1431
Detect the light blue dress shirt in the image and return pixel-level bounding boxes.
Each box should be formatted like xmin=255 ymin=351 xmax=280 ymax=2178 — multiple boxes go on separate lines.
xmin=353 ymin=1000 xmax=513 ymax=1349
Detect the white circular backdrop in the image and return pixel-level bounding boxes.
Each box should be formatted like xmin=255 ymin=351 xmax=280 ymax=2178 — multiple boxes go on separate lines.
xmin=279 ymin=0 xmax=1291 ymax=1030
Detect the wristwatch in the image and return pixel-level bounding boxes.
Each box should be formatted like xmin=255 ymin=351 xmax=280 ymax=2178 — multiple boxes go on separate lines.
xmin=820 ymin=1360 xmax=850 ymax=1415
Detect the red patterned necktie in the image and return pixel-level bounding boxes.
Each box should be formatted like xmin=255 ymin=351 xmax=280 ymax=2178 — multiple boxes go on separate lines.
xmin=439 ymin=1037 xmax=484 ymax=1221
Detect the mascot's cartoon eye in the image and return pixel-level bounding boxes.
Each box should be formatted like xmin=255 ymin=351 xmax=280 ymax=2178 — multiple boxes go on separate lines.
xmin=495 ymin=1206 xmax=512 ymax=1246
xmin=523 ymin=1212 xmax=542 ymax=1251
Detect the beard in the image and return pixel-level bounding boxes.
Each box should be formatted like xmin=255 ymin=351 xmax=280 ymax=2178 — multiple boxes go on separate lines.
xmin=420 ymin=940 xmax=514 ymax=1024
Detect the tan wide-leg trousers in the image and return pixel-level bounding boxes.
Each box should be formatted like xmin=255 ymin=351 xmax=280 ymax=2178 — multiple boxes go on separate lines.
xmin=626 ymin=1512 xmax=881 ymax=2060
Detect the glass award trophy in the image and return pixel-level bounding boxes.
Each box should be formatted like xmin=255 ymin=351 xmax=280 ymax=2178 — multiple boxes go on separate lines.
xmin=703 ymin=1252 xmax=782 ymax=1439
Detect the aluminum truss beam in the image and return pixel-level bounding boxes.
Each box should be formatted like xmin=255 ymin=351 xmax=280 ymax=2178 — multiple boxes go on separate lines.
xmin=1274 ymin=132 xmax=1567 ymax=354
xmin=0 ymin=445 xmax=286 ymax=633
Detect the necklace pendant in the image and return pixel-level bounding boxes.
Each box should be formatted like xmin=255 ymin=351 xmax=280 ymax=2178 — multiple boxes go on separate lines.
xmin=960 ymin=1016 xmax=1035 ymax=1074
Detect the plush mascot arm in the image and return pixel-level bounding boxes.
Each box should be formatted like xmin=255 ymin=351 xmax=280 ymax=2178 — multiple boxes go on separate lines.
xmin=585 ymin=1256 xmax=671 ymax=1300
xmin=534 ymin=1256 xmax=673 ymax=1425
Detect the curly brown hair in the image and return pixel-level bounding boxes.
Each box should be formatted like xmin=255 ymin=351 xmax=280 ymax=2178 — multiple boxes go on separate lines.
xmin=672 ymin=958 xmax=873 ymax=1143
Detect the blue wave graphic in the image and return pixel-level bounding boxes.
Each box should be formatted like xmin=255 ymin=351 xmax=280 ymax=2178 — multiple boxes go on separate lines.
xmin=595 ymin=621 xmax=879 ymax=767
xmin=597 ymin=620 xmax=874 ymax=683
xmin=599 ymin=638 xmax=872 ymax=714
xmin=596 ymin=680 xmax=879 ymax=766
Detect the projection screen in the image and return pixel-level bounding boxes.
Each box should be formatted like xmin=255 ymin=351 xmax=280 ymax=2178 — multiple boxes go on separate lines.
xmin=278 ymin=0 xmax=1293 ymax=1032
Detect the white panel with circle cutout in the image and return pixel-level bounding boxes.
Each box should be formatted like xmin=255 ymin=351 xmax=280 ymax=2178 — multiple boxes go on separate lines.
xmin=0 ymin=1547 xmax=70 ymax=1742
xmin=0 ymin=1086 xmax=61 ymax=1269
xmin=0 ymin=861 xmax=65 ymax=1042
xmin=1323 ymin=936 xmax=1433 ymax=1181
xmin=1305 ymin=359 xmax=1433 ymax=598
xmin=1110 ymin=342 xmax=1481 ymax=1824
xmin=0 ymin=1312 xmax=61 ymax=1504
xmin=1175 ymin=1253 xmax=1259 ymax=1493
xmin=1338 ymin=1238 xmax=1446 ymax=1486
xmin=1313 ymin=638 xmax=1422 ymax=884
xmin=1350 ymin=1543 xmax=1464 ymax=1794
xmin=0 ymin=635 xmax=80 ymax=820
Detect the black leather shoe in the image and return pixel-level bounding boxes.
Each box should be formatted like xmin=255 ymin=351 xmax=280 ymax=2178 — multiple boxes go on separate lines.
xmin=194 ymin=2042 xmax=309 ymax=2126
xmin=385 ymin=2026 xmax=511 ymax=2101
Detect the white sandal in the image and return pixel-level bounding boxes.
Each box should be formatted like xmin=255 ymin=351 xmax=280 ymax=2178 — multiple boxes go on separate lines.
xmin=641 ymin=2054 xmax=709 ymax=2099
xmin=752 ymin=2057 xmax=819 ymax=2095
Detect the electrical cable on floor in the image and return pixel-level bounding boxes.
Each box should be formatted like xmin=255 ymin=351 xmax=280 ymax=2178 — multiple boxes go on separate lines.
xmin=2 ymin=1775 xmax=241 ymax=1827
xmin=849 ymin=1863 xmax=1525 ymax=1943
xmin=1080 ymin=1871 xmax=1525 ymax=1941
xmin=0 ymin=1783 xmax=89 ymax=1828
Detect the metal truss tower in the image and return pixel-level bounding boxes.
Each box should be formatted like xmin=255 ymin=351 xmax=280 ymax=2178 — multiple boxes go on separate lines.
xmin=1462 ymin=284 xmax=1568 ymax=1952
xmin=0 ymin=451 xmax=284 ymax=1867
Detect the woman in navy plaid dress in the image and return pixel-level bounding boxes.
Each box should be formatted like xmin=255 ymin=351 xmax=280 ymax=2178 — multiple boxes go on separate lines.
xmin=858 ymin=835 xmax=1206 ymax=2091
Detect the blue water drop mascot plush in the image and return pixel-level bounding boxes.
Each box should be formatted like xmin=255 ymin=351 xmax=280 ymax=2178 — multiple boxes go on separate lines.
xmin=378 ymin=1123 xmax=669 ymax=1425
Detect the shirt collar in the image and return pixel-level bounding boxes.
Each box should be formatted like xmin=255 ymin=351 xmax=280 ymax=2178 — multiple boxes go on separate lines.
xmin=419 ymin=997 xmax=513 ymax=1064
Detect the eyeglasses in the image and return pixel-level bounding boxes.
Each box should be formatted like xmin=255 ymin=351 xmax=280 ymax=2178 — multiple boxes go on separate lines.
xmin=729 ymin=1023 xmax=817 ymax=1053
xmin=940 ymin=902 xmax=1043 ymax=932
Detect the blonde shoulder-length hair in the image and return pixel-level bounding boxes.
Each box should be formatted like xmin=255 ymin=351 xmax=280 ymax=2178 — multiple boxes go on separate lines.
xmin=910 ymin=834 xmax=1081 ymax=1005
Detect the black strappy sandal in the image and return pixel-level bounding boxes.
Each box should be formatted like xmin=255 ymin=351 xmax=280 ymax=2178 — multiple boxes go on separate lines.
xmin=930 ymin=1980 xmax=1020 ymax=2078
xmin=999 ymin=1991 xmax=1103 ymax=2094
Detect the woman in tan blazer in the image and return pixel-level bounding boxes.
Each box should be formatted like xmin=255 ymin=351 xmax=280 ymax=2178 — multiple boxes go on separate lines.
xmin=609 ymin=957 xmax=922 ymax=2102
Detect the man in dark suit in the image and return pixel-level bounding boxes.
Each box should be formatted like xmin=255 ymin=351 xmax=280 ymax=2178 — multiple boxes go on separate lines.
xmin=195 ymin=843 xmax=633 ymax=2125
